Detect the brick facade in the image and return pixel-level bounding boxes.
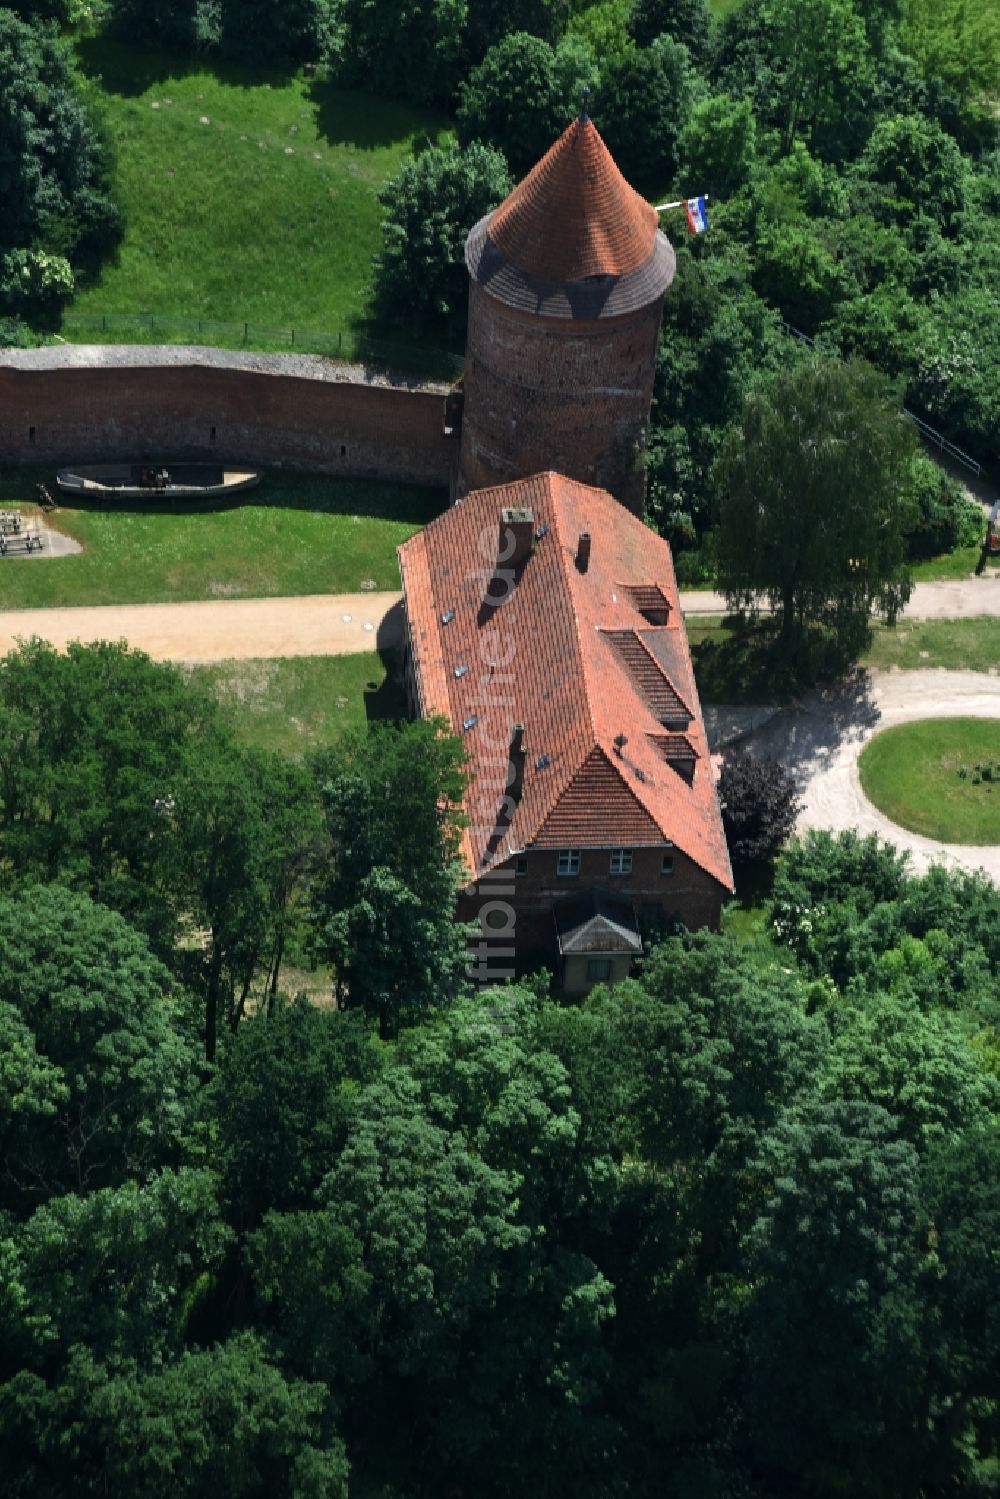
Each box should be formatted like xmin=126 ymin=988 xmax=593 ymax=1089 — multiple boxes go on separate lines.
xmin=457 ymin=843 xmax=726 ymax=979
xmin=0 ymin=350 xmax=453 ymax=487
xmin=457 ymin=284 xmax=663 ymax=516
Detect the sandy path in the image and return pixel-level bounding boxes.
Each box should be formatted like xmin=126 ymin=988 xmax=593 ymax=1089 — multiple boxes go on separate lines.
xmin=0 ymin=592 xmax=404 ymax=662
xmin=2 ymin=575 xmax=999 ymax=664
xmin=736 ymin=668 xmax=1000 ymax=881
xmin=678 ymin=578 xmax=1000 ymax=617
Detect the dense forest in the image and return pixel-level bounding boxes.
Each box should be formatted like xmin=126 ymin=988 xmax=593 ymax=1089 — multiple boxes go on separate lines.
xmin=1 ymin=642 xmax=999 ymax=1497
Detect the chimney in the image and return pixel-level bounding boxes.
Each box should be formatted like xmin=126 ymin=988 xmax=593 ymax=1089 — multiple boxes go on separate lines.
xmin=508 ymin=722 xmax=527 ymax=804
xmin=499 ymin=507 xmax=534 ymax=571
xmin=576 ymin=532 xmax=592 ymax=572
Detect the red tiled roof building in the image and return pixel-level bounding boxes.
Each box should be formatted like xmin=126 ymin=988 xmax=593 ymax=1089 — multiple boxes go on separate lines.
xmin=398 ymin=472 xmax=733 ymax=990
xmin=456 ymin=114 xmax=676 ymax=517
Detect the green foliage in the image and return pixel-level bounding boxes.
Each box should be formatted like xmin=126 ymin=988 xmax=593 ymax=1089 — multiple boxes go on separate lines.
xmin=593 ymin=33 xmax=698 ymax=191
xmin=628 ymin=0 xmax=713 ymax=62
xmin=0 ymin=886 xmax=197 ymax=1212
xmin=646 ymin=246 xmax=787 ymax=543
xmin=0 ymin=10 xmax=119 ymax=309
xmin=0 ymin=1336 xmax=349 ymax=1498
xmin=466 ymin=0 xmax=570 ymax=57
xmin=679 ymin=91 xmax=756 ymax=199
xmin=2 ymin=1169 xmax=228 ymax=1370
xmin=566 ymin=0 xmax=632 ymax=68
xmin=0 ymin=641 xmax=328 ymax=1061
xmin=311 ymin=717 xmax=470 ymax=1036
xmin=901 ymin=0 xmax=1000 ymax=109
xmin=371 ymin=142 xmax=512 ymax=334
xmin=854 ymin=112 xmax=967 ymax=230
xmin=105 ymin=0 xmax=220 ymax=51
xmin=212 ymin=1001 xmax=381 ymax=1227
xmin=458 ymin=31 xmax=596 ymax=176
xmin=343 ymin=0 xmax=468 ymax=104
xmin=714 ymin=356 xmax=918 ymax=667
xmin=746 ymin=1101 xmax=924 ymax=1497
xmin=219 ymin=0 xmax=342 ymax=63
xmin=906 ymin=453 xmax=983 ymax=560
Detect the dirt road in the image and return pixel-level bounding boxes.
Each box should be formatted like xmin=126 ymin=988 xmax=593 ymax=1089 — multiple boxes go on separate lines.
xmin=2 ymin=575 xmax=999 ymax=663
xmin=0 ymin=592 xmax=405 ymax=662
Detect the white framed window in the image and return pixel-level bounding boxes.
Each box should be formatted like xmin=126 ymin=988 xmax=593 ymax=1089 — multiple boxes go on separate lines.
xmin=557 ymin=849 xmax=581 ymax=876
xmin=515 ymin=857 xmax=528 ymax=876
xmin=609 ymin=848 xmax=633 ymax=876
xmin=586 ymin=958 xmax=612 ymax=982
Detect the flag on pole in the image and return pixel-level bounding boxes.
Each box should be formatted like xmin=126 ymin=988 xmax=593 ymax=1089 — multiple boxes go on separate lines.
xmin=685 ymin=195 xmax=709 ymax=234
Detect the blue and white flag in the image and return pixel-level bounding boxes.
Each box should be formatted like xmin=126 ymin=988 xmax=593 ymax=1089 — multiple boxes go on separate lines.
xmin=685 ymin=195 xmax=709 ymax=234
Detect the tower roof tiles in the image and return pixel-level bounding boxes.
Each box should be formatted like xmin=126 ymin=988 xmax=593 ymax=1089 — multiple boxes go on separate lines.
xmin=465 ymin=116 xmax=676 ymax=320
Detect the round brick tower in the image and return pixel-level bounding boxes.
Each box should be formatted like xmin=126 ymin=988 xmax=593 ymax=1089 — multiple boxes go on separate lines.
xmin=457 ymin=112 xmax=676 ymax=515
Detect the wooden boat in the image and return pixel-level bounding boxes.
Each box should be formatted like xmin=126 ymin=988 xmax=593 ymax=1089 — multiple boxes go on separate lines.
xmin=56 ymin=463 xmax=261 ymax=501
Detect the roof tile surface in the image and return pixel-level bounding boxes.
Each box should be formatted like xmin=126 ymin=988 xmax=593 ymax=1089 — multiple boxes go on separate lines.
xmin=397 ymin=472 xmax=733 ymax=893
xmin=489 ymin=116 xmax=659 ymax=284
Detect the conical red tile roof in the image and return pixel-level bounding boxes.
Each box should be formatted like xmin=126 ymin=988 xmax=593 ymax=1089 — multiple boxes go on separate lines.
xmin=489 ymin=116 xmax=659 ymax=284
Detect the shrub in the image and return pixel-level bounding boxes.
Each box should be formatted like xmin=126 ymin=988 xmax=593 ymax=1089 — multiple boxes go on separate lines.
xmin=371 ymin=142 xmax=512 ymax=335
xmin=906 ymin=453 xmax=984 ymax=560
xmin=718 ymin=753 xmax=800 ymax=864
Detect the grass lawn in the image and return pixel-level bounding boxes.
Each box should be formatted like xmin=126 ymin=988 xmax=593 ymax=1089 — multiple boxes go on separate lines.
xmin=865 ymin=617 xmax=1000 ymax=674
xmin=911 ymin=544 xmax=985 ymax=581
xmin=686 ymin=614 xmax=1000 ymax=703
xmin=858 ymin=718 xmax=1000 ymax=844
xmin=69 ymin=39 xmax=451 ymax=340
xmin=0 ymin=465 xmax=442 ymax=608
xmin=187 ymin=651 xmax=405 ymax=757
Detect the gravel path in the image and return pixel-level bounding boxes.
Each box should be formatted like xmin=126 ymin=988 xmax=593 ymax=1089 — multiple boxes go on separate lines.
xmin=736 ymin=668 xmax=1000 ymax=881
xmin=0 ymin=592 xmax=404 ymax=662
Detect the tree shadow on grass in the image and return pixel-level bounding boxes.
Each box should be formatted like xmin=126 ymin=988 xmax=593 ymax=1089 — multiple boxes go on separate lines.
xmin=75 ymin=34 xmax=303 ymax=98
xmin=307 ymin=77 xmax=448 ymax=153
xmin=692 ymin=616 xmax=872 ymax=706
xmin=31 ymin=471 xmax=447 ymax=528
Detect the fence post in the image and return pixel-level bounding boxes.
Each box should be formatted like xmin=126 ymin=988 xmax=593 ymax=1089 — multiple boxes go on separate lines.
xmin=291 ymin=327 xmax=295 ymax=347
xmin=244 ymin=321 xmax=248 ymax=344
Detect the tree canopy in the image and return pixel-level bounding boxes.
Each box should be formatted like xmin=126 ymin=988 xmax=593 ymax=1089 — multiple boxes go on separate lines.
xmin=714 ymin=355 xmax=918 ymax=663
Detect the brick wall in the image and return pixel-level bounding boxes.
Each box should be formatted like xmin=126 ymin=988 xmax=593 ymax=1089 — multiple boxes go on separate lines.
xmin=459 ymin=842 xmax=727 ymax=978
xmin=0 ymin=354 xmax=455 ymax=487
xmin=458 ymin=284 xmax=664 ymax=515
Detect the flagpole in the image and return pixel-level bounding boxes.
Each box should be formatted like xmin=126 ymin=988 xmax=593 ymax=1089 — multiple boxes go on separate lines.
xmin=654 ymin=195 xmax=710 ymax=212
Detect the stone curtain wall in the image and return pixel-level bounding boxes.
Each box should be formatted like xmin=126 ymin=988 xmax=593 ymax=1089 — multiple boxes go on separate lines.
xmin=0 ymin=347 xmax=455 ymax=487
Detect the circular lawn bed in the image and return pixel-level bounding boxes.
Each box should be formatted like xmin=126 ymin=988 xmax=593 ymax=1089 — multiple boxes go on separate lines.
xmin=858 ymin=717 xmax=1000 ymax=845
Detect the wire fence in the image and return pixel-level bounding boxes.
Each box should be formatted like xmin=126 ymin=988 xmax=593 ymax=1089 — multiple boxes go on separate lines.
xmin=780 ymin=321 xmax=983 ymax=479
xmin=60 ymin=311 xmax=464 ymax=383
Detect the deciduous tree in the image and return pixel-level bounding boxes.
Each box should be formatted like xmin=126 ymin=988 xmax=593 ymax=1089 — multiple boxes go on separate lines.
xmin=714 ymin=356 xmax=918 ymax=665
